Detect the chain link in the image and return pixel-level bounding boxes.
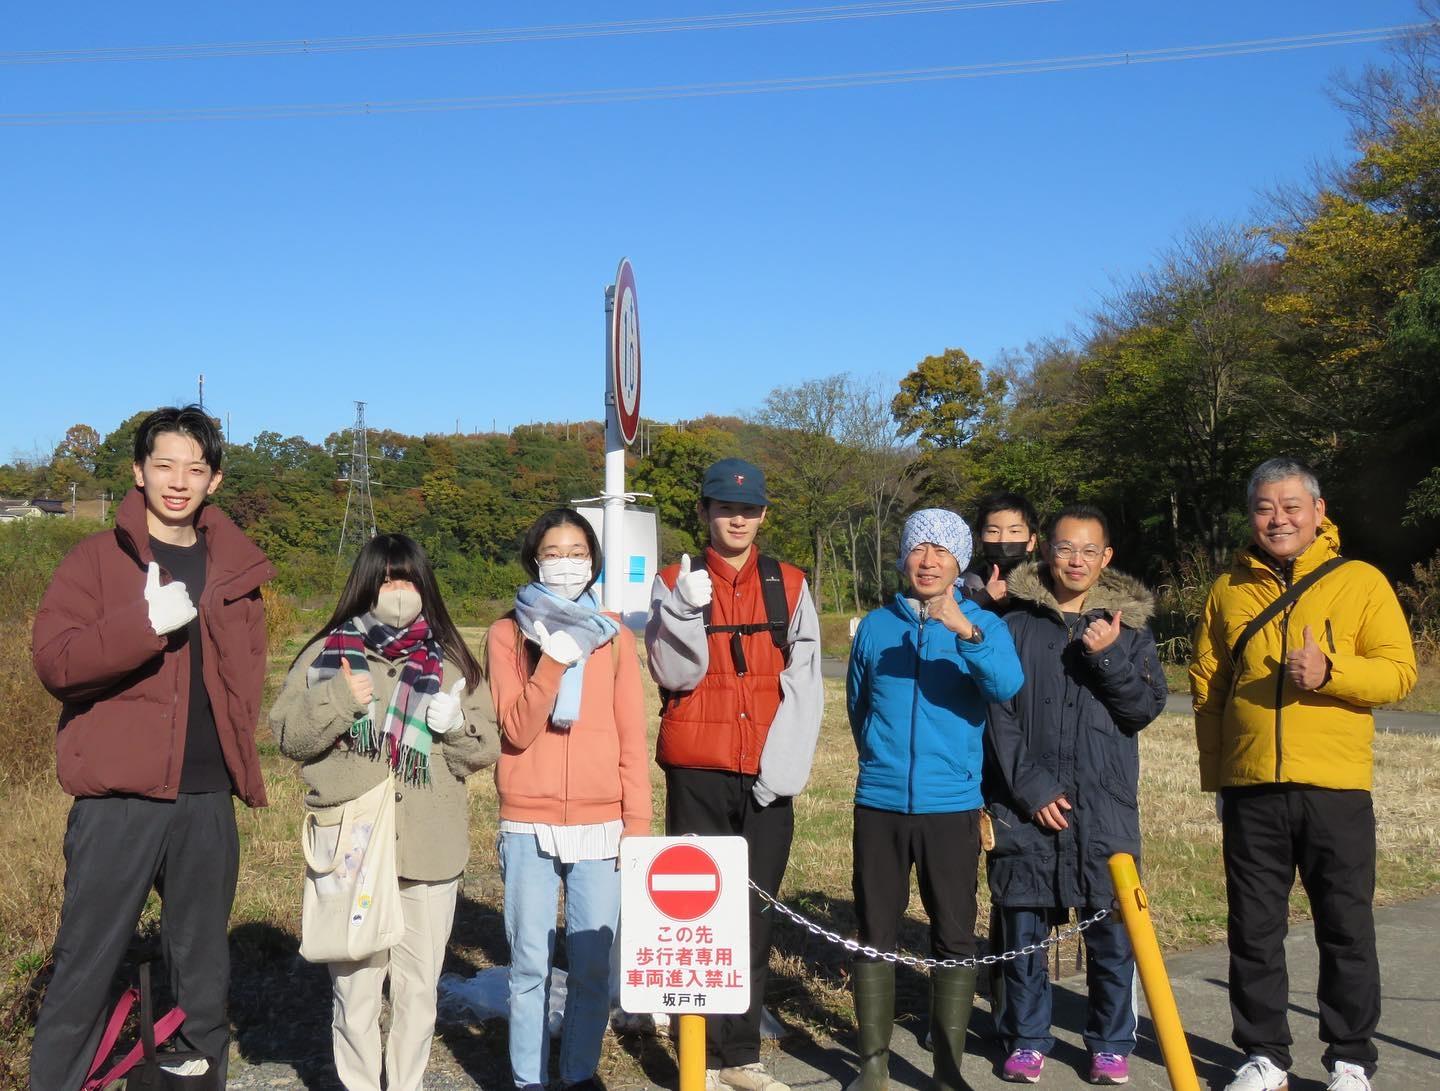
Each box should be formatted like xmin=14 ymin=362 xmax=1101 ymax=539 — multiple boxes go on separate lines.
xmin=749 ymin=880 xmax=1110 ymax=970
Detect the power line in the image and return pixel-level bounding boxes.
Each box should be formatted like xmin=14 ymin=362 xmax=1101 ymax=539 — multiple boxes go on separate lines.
xmin=0 ymin=0 xmax=1057 ymax=66
xmin=0 ymin=24 xmax=1420 ymax=127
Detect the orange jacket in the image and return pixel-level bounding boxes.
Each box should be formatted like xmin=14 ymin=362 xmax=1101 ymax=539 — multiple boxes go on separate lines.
xmin=487 ymin=617 xmax=652 ymax=836
xmin=654 ymin=549 xmax=807 ymax=774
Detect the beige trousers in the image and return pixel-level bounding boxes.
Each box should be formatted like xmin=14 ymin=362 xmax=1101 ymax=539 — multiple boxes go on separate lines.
xmin=328 ymin=876 xmax=460 ymax=1091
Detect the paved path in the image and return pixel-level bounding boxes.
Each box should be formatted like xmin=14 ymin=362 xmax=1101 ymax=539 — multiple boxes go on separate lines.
xmin=765 ymin=896 xmax=1440 ymax=1090
xmin=224 ymin=898 xmax=1440 ymax=1089
xmin=820 ymin=658 xmax=1440 ymax=735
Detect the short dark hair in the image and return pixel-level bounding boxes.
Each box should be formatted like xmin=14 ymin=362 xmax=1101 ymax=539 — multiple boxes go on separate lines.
xmin=1048 ymin=503 xmax=1110 ymax=545
xmin=974 ymin=491 xmax=1040 ymax=537
xmin=518 ymin=508 xmax=603 ymax=593
xmin=133 ymin=405 xmax=224 ymax=471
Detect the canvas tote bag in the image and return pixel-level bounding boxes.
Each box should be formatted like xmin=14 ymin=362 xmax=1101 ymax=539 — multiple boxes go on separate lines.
xmin=299 ymin=772 xmax=404 ymax=963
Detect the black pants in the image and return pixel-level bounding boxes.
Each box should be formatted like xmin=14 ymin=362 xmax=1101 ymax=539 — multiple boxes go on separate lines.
xmin=665 ymin=768 xmax=794 ymax=1068
xmin=30 ymin=793 xmax=241 ymax=1091
xmin=851 ymin=806 xmax=979 ymax=960
xmin=1222 ymin=785 xmax=1379 ymax=1076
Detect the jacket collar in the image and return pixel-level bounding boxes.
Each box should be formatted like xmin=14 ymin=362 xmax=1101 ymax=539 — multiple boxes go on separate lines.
xmin=1006 ymin=561 xmax=1155 ymax=626
xmin=115 ymin=487 xmax=275 ymax=597
xmin=1236 ymin=518 xmax=1341 ymax=583
xmin=704 ymin=545 xmax=756 ymax=587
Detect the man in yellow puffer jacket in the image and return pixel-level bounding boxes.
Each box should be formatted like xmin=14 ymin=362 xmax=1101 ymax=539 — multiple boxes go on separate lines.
xmin=1190 ymin=457 xmax=1416 ymax=1091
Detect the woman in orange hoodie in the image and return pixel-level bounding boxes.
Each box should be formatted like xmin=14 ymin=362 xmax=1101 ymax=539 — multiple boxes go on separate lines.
xmin=487 ymin=508 xmax=652 ymax=1091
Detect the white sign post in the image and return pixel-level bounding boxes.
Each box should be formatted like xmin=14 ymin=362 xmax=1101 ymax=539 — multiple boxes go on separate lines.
xmin=601 ymin=258 xmax=643 ymax=615
xmin=619 ymin=836 xmax=751 ymax=1016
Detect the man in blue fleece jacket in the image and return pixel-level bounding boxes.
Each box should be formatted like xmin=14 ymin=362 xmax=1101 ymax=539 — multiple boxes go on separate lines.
xmin=846 ymin=508 xmax=1024 ymax=1091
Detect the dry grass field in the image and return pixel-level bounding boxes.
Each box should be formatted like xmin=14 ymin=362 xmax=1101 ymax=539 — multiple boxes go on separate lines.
xmin=2 ymin=627 xmax=1438 ymax=1088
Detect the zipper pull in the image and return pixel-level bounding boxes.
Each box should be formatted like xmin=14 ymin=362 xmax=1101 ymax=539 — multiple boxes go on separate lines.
xmin=917 ymin=600 xmax=930 ymax=623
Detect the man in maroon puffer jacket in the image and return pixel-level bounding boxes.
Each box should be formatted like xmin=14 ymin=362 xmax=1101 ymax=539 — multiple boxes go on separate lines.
xmin=29 ymin=405 xmax=274 ymax=1090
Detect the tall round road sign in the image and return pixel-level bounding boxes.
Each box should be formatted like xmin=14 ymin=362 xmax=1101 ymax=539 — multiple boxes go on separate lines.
xmin=610 ymin=258 xmax=642 ymax=446
xmin=645 ymin=843 xmax=721 ymax=921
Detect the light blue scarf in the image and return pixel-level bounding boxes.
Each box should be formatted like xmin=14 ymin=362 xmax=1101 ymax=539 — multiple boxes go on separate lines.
xmin=512 ymin=584 xmax=620 ymax=728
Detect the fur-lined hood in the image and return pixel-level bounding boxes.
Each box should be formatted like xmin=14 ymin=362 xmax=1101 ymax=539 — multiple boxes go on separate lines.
xmin=1005 ymin=561 xmax=1155 ymax=628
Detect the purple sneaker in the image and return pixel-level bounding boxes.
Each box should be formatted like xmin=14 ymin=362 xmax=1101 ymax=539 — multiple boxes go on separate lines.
xmin=1002 ymin=1049 xmax=1045 ymax=1083
xmin=1089 ymin=1052 xmax=1130 ymax=1085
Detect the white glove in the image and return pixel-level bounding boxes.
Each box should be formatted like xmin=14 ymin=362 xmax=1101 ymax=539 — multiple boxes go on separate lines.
xmin=674 ymin=553 xmax=713 ymax=611
xmin=533 ymin=621 xmax=582 ymax=667
xmin=425 ymin=679 xmax=466 ymax=735
xmin=1214 ymin=792 xmax=1224 ymax=823
xmin=144 ymin=561 xmax=197 ymax=636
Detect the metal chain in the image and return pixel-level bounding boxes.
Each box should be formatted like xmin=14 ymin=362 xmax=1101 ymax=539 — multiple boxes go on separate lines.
xmin=748 ymin=880 xmax=1110 ymax=970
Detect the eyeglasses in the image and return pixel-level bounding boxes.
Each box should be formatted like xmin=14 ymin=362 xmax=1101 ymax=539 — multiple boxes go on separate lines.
xmin=1050 ymin=542 xmax=1105 ymax=563
xmin=539 ymin=549 xmax=591 ymax=562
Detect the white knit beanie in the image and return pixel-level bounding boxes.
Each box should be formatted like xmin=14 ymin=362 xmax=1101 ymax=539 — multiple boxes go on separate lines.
xmin=897 ymin=508 xmax=973 ymax=582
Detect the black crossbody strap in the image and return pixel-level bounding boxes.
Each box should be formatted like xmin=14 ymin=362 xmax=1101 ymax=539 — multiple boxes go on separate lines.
xmin=1230 ymin=556 xmax=1349 ymax=669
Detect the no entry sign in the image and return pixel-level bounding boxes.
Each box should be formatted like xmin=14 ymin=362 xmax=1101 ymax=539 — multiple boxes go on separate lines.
xmin=647 ymin=843 xmax=721 ymax=921
xmin=620 ymin=836 xmax=750 ymax=1015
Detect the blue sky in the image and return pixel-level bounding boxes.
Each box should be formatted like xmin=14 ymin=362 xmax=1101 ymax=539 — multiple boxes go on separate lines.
xmin=0 ymin=1 xmax=1423 ymax=456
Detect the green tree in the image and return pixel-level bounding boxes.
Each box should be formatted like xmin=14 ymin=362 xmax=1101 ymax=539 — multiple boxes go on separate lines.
xmin=891 ymin=348 xmax=1006 ymax=505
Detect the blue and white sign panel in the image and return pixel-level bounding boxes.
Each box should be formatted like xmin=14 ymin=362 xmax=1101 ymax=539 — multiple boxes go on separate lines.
xmin=575 ymin=505 xmax=658 ymax=630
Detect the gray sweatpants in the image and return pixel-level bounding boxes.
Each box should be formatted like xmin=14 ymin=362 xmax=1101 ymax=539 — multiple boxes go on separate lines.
xmin=29 ymin=792 xmax=240 ymax=1091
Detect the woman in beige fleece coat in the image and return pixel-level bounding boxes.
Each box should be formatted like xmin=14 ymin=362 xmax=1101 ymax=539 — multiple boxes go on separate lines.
xmin=272 ymin=534 xmax=499 ymax=1091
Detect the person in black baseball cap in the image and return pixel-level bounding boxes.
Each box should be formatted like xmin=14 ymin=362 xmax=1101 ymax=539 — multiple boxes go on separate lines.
xmin=645 ymin=457 xmax=823 ymax=1091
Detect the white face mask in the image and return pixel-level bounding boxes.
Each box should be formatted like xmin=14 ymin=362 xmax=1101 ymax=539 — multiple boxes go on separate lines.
xmin=374 ymin=587 xmax=423 ymax=629
xmin=538 ymin=557 xmax=593 ymax=600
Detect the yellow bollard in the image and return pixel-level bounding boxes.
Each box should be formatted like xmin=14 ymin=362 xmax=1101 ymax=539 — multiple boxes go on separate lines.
xmin=678 ymin=1012 xmax=707 ymax=1091
xmin=1108 ymin=852 xmax=1201 ymax=1091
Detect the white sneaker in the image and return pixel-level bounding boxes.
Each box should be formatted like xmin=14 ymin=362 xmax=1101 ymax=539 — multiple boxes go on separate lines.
xmin=1225 ymin=1056 xmax=1289 ymax=1091
xmin=1325 ymin=1061 xmax=1372 ymax=1091
xmin=705 ymin=1069 xmax=721 ymax=1091
xmin=717 ymin=1063 xmax=791 ymax=1091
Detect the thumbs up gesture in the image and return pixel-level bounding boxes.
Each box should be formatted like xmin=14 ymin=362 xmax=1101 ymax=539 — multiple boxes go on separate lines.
xmin=1285 ymin=624 xmax=1329 ymax=691
xmin=143 ymin=561 xmax=197 ymax=636
xmin=425 ymin=678 xmax=467 ymax=735
xmin=674 ymin=552 xmax=712 ymax=612
xmin=340 ymin=658 xmax=374 ymax=707
xmin=1082 ymin=609 xmax=1124 ymax=654
xmin=533 ymin=620 xmax=582 ymax=667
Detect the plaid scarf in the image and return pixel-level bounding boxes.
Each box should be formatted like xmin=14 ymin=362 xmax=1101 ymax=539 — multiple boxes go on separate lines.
xmin=306 ymin=611 xmax=444 ymax=786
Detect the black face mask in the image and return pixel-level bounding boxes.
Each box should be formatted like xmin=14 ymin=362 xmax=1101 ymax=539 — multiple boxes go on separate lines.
xmin=975 ymin=539 xmax=1032 ymax=576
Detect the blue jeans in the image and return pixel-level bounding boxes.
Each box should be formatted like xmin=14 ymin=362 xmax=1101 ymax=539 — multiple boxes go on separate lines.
xmin=995 ymin=906 xmax=1137 ymax=1057
xmin=500 ymin=832 xmax=620 ymax=1088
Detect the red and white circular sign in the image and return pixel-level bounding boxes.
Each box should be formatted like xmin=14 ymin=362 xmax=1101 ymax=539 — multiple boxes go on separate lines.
xmin=646 ymin=843 xmax=721 ymax=921
xmin=611 ymin=258 xmax=642 ymax=447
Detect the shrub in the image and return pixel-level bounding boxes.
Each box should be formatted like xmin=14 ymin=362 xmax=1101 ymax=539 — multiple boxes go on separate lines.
xmin=1397 ymin=550 xmax=1440 ymax=652
xmin=1152 ymin=543 xmax=1222 ymax=664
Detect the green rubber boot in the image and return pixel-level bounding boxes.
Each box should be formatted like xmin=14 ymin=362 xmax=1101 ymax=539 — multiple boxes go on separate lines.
xmin=929 ymin=965 xmax=977 ymax=1091
xmin=847 ymin=960 xmax=895 ymax=1091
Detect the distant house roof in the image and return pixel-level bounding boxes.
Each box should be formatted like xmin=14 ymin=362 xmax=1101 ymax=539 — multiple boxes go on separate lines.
xmin=28 ymin=498 xmax=67 ymax=514
xmin=0 ymin=505 xmax=46 ymax=520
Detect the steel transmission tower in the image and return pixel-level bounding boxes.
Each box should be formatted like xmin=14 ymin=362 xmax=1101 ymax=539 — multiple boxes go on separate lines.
xmin=338 ymin=401 xmax=378 ymax=557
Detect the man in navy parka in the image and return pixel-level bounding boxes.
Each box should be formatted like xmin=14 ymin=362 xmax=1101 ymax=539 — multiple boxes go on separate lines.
xmin=845 ymin=508 xmax=1023 ymax=1091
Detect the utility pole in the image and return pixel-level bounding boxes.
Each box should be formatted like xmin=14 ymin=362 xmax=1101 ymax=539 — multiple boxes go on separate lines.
xmin=198 ymin=373 xmax=205 ymax=410
xmin=69 ymin=481 xmax=77 ymax=518
xmin=338 ymin=401 xmax=378 ymax=558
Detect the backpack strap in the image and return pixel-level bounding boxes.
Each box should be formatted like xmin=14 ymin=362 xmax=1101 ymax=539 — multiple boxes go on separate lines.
xmin=700 ymin=555 xmax=794 ymax=673
xmin=1230 ymin=556 xmax=1349 ymax=669
xmin=82 ymin=961 xmax=188 ymax=1091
